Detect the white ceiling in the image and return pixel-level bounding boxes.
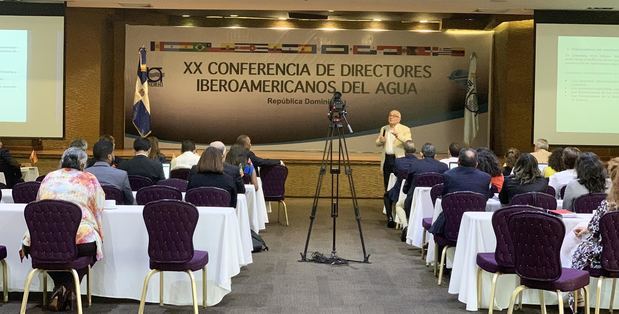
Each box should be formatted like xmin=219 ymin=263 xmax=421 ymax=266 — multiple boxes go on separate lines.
xmin=62 ymin=0 xmax=618 ymax=14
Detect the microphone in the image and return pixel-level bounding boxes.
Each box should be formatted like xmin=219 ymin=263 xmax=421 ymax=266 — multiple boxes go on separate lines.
xmin=382 ymin=127 xmax=386 ymax=137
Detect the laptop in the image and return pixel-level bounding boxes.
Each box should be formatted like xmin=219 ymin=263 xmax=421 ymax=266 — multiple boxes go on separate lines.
xmin=162 ymin=163 xmax=171 ymax=179
xmin=448 ymin=162 xmax=458 ymax=169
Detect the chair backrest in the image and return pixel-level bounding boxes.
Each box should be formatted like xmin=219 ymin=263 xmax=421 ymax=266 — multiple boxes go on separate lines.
xmin=508 ymin=211 xmax=564 ymax=281
xmin=510 ymin=192 xmax=557 ymax=210
xmin=143 ymin=200 xmax=198 ymax=263
xmin=157 ymin=178 xmax=188 ymax=192
xmin=0 ymin=183 xmax=6 ymax=189
xmin=170 ymin=168 xmax=191 ymax=181
xmin=260 ymin=165 xmax=288 ymax=201
xmin=129 ymin=175 xmax=154 ymax=191
xmin=396 ymin=169 xmax=409 ymax=180
xmin=185 ymin=187 xmax=231 ymax=207
xmin=12 ymin=181 xmax=41 ymax=203
xmin=136 ymin=185 xmax=182 ymax=205
xmin=492 ymin=205 xmax=543 ymax=267
xmin=560 ymin=185 xmax=567 ymax=199
xmin=413 ymin=172 xmax=444 ymax=188
xmin=600 ymin=211 xmax=619 ymax=272
xmin=544 ymin=185 xmax=556 ymax=197
xmin=101 ymin=184 xmax=125 ymax=205
xmin=442 ymin=191 xmax=487 ymax=241
xmin=573 ymin=193 xmax=607 ymax=214
xmin=35 ymin=175 xmax=46 ymax=182
xmin=242 ymin=175 xmax=251 ymax=185
xmin=430 ymin=183 xmax=444 ymax=206
xmin=24 ymin=200 xmax=81 ymax=262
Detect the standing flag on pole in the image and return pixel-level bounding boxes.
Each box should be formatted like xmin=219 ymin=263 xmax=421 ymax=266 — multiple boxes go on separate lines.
xmin=464 ymin=52 xmax=479 ymax=146
xmin=29 ymin=150 xmax=38 ymax=165
xmin=132 ymin=47 xmax=151 ymax=137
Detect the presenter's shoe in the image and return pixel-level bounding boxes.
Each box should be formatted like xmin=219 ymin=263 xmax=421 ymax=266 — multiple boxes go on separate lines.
xmin=386 ymin=218 xmax=396 ymax=228
xmin=400 ymin=227 xmax=408 ymax=242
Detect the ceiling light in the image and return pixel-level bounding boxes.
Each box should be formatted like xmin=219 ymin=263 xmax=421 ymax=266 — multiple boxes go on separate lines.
xmin=419 ymin=20 xmax=429 ymax=23
xmin=278 ymin=17 xmax=287 ymax=20
xmin=373 ymin=18 xmax=382 ymax=22
xmin=230 ymin=14 xmax=238 ymax=17
xmin=328 ymin=10 xmax=334 ymax=13
xmin=181 ymin=14 xmax=190 ymax=18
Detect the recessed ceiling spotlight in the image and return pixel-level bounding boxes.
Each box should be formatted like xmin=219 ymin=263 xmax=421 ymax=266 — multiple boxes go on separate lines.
xmin=181 ymin=14 xmax=191 ymax=18
xmin=419 ymin=20 xmax=429 ymax=23
xmin=373 ymin=18 xmax=382 ymax=22
xmin=230 ymin=14 xmax=239 ymax=17
xmin=328 ymin=10 xmax=334 ymax=13
xmin=278 ymin=17 xmax=287 ymax=20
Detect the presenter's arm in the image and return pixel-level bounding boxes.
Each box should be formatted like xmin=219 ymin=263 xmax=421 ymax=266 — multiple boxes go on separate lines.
xmin=395 ymin=126 xmax=412 ymax=143
xmin=376 ymin=126 xmax=386 ymax=146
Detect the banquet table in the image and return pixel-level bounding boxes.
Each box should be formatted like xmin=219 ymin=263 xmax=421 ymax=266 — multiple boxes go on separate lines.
xmin=20 ymin=167 xmax=39 ymax=182
xmin=405 ymin=186 xmax=433 ymax=247
xmin=0 ymin=203 xmax=245 ymax=306
xmin=448 ymin=211 xmax=619 ymax=311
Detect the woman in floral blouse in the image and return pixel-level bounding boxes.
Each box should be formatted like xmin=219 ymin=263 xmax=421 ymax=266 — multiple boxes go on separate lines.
xmin=21 ymin=147 xmax=105 ymax=311
xmin=569 ymin=157 xmax=619 ymax=313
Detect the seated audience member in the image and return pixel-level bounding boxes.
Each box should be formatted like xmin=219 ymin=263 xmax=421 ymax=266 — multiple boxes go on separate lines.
xmin=403 ymin=143 xmax=448 ymax=218
xmin=0 ymin=138 xmax=23 ymax=188
xmin=85 ymin=140 xmax=135 ymax=205
xmin=171 ymin=139 xmax=200 ymax=170
xmin=442 ymin=148 xmax=492 ymax=198
xmin=188 ymin=147 xmax=237 ymax=207
xmin=569 ymin=157 xmax=619 ymax=312
xmin=502 ymin=147 xmax=520 ymax=177
xmin=86 ymin=135 xmax=123 ymax=168
xmin=236 ymin=134 xmax=283 ymax=175
xmin=563 ymin=152 xmax=609 ymax=210
xmin=226 ymin=144 xmax=259 ymax=191
xmin=439 ymin=142 xmax=460 ymax=166
xmin=530 ymin=138 xmax=551 ymax=163
xmin=549 ymin=146 xmax=581 ymax=197
xmin=383 ymin=140 xmax=418 ymax=228
xmin=69 ymin=138 xmax=88 ymax=151
xmin=476 ymin=148 xmax=504 ymax=192
xmin=544 ymin=147 xmax=564 ymax=178
xmin=118 ymin=137 xmax=165 ymax=182
xmin=209 ymin=141 xmax=245 ymax=194
xmin=21 ymin=147 xmax=104 ymax=310
xmin=499 ymin=153 xmax=548 ymax=204
xmin=147 ymin=136 xmax=167 ymax=164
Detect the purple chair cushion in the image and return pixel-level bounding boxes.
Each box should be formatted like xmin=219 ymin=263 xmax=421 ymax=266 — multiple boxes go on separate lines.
xmin=521 ymin=268 xmax=590 ymax=292
xmin=33 ymin=255 xmax=93 ymax=271
xmin=422 ymin=218 xmax=433 ymax=230
xmin=150 ymin=250 xmax=208 ymax=272
xmin=0 ymin=245 xmax=6 ymax=260
xmin=476 ymin=252 xmax=515 ymax=274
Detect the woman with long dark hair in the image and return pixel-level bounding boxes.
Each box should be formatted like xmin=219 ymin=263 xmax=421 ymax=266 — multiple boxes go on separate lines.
xmin=544 ymin=147 xmax=564 ymax=178
xmin=499 ymin=153 xmax=548 ymax=204
xmin=563 ymin=152 xmax=608 ymax=210
xmin=225 ymin=144 xmax=258 ymax=191
xmin=502 ymin=147 xmax=520 ymax=177
xmin=476 ymin=148 xmax=504 ymax=192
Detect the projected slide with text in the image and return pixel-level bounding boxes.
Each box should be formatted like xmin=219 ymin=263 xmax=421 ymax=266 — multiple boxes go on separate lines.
xmin=0 ymin=29 xmax=27 ymax=122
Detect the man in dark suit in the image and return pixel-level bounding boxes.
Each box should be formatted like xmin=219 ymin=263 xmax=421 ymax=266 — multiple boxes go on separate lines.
xmin=207 ymin=141 xmax=245 ymax=194
xmin=403 ymin=143 xmax=449 ymax=218
xmin=236 ymin=135 xmax=282 ymax=175
xmin=442 ymin=148 xmax=492 ymax=198
xmin=0 ymin=138 xmax=23 ymax=188
xmin=85 ymin=140 xmax=135 ymax=204
xmin=118 ymin=137 xmax=165 ymax=183
xmin=383 ymin=140 xmax=417 ymax=228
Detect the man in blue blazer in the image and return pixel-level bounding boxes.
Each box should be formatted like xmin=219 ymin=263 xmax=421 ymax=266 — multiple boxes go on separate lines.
xmin=383 ymin=140 xmax=417 ymax=228
xmin=442 ymin=148 xmax=492 ymax=198
xmin=403 ymin=143 xmax=449 ymax=218
xmin=86 ymin=139 xmax=135 ymax=205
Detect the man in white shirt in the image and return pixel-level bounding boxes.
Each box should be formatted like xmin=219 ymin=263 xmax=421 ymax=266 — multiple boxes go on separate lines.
xmin=530 ymin=138 xmax=551 ymax=164
xmin=439 ymin=142 xmax=460 ymax=167
xmin=170 ymin=139 xmax=200 ymax=170
xmin=548 ymin=146 xmax=580 ymax=197
xmin=376 ymin=110 xmax=412 ymax=191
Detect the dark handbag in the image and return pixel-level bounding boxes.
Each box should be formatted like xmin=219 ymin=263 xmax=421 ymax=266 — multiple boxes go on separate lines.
xmin=251 ymin=230 xmax=269 ymax=252
xmin=428 ymin=212 xmax=446 ymax=235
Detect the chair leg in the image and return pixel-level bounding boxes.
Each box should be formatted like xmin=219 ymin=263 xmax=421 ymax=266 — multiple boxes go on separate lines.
xmin=87 ymin=265 xmax=91 ymax=307
xmin=477 ymin=267 xmax=483 ymax=310
xmin=420 ymin=231 xmax=426 ymax=259
xmin=42 ymin=271 xmax=47 ymax=306
xmin=584 ymin=285 xmax=591 ymax=314
xmin=518 ymin=291 xmax=523 ymax=310
xmin=540 ymin=290 xmax=547 ymax=314
xmin=433 ymin=241 xmax=438 ymax=277
xmin=507 ymin=285 xmax=526 ymax=314
xmin=159 ymin=271 xmax=164 ymax=306
xmin=202 ymin=266 xmax=207 ymax=308
xmin=138 ymin=269 xmax=158 ymax=314
xmin=611 ymin=278 xmax=616 ymax=313
xmin=281 ymin=201 xmax=289 ymax=226
xmin=1 ymin=260 xmax=7 ymax=303
xmin=20 ymin=269 xmax=39 ymax=314
xmin=70 ymin=269 xmax=83 ymax=314
xmin=557 ymin=290 xmax=564 ymax=314
xmin=488 ymin=273 xmax=499 ymax=314
xmin=596 ymin=277 xmax=604 ymax=314
xmin=185 ymin=271 xmax=198 ymax=314
xmin=437 ymin=245 xmax=448 ymax=286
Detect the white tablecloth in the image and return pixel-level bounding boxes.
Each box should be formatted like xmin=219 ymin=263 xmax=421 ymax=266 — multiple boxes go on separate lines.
xmin=405 ymin=187 xmax=433 ymax=247
xmin=1 ymin=189 xmax=12 ymax=203
xmin=0 ymin=204 xmax=245 ymax=306
xmin=255 ymin=178 xmax=269 ymax=226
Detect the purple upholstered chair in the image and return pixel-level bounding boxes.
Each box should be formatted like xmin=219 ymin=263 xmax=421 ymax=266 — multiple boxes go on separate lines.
xmin=128 ymin=175 xmax=154 ymax=192
xmin=12 ymin=181 xmax=41 ymax=204
xmin=169 ymin=168 xmax=191 ymax=181
xmin=260 ymin=165 xmax=289 ymax=226
xmin=573 ymin=193 xmax=607 ymax=214
xmin=136 ymin=185 xmax=182 ymax=205
xmin=242 ymin=175 xmax=251 ymax=185
xmin=35 ymin=175 xmax=46 ymax=182
xmin=420 ymin=184 xmax=445 ymax=259
xmin=476 ymin=205 xmax=542 ymax=313
xmin=138 ymin=200 xmax=208 ymax=313
xmin=157 ymin=178 xmax=188 ymax=193
xmin=0 ymin=183 xmax=6 ymax=189
xmin=101 ymin=184 xmax=125 ymax=205
xmin=185 ymin=187 xmax=231 ymax=207
xmin=21 ymin=200 xmax=94 ymax=313
xmin=435 ymin=191 xmax=487 ymax=285
xmin=510 ymin=192 xmax=557 ymax=210
xmin=413 ymin=172 xmax=444 ymax=188
xmin=0 ymin=244 xmax=6 ymax=303
xmin=590 ymin=211 xmax=619 ymax=314
xmin=430 ymin=183 xmax=444 ymax=206
xmin=544 ymin=185 xmax=556 ymax=197
xmin=505 ymin=211 xmax=590 ymax=314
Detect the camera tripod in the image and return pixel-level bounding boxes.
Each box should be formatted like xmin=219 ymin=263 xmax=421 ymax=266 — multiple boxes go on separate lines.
xmin=299 ymin=117 xmax=370 ymax=264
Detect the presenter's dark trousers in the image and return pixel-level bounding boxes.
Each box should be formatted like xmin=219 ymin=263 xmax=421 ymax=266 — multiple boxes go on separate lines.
xmin=383 ymin=154 xmax=396 ymax=191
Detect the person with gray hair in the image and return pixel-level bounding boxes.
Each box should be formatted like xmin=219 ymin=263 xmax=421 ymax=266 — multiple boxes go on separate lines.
xmin=383 ymin=140 xmax=418 ymax=228
xmin=21 ymin=146 xmax=105 ymax=310
xmin=530 ymin=138 xmax=550 ymax=163
xmin=403 ymin=142 xmax=448 ymax=220
xmin=69 ymin=138 xmax=88 ymax=152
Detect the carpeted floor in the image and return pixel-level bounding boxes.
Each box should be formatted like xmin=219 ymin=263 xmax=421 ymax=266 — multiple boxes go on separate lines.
xmin=3 ymin=198 xmax=564 ymax=313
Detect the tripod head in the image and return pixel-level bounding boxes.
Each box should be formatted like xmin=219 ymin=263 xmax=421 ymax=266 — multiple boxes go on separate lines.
xmin=327 ymin=91 xmax=353 ymax=133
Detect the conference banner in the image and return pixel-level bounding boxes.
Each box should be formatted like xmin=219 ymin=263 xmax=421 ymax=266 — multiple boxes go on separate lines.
xmin=124 ymin=25 xmax=492 ymax=147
